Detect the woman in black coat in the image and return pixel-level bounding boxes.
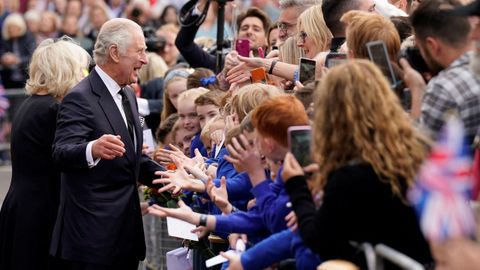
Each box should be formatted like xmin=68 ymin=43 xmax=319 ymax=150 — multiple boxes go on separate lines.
xmin=0 ymin=38 xmax=90 ymax=270
xmin=0 ymin=13 xmax=36 ymax=89
xmin=282 ymin=60 xmax=434 ymax=269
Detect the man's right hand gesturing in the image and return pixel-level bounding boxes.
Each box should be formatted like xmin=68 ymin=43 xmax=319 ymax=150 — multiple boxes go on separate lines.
xmin=92 ymin=134 xmax=126 ymax=160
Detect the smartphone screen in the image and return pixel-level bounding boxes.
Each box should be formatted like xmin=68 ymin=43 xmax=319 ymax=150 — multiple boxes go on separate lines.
xmin=299 ymin=58 xmax=316 ymax=84
xmin=250 ymin=67 xmax=267 ymax=84
xmin=366 ymin=40 xmax=397 ymax=86
xmin=288 ymin=126 xmax=312 ymax=167
xmin=236 ymin=39 xmax=250 ymax=57
xmin=325 ymin=52 xmax=347 ymax=68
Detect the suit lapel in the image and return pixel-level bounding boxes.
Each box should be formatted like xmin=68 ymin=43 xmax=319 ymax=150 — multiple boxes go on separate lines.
xmin=89 ymin=70 xmax=136 ymax=163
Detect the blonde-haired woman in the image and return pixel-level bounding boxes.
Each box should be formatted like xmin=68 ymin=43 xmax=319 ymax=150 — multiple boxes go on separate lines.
xmin=0 ymin=38 xmax=90 ymax=270
xmin=281 ymin=60 xmax=434 ymax=269
xmin=296 ymin=4 xmax=332 ymax=59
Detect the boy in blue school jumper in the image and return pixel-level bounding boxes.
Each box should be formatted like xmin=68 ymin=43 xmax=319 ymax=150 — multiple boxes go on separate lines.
xmin=149 ymin=96 xmax=320 ymax=269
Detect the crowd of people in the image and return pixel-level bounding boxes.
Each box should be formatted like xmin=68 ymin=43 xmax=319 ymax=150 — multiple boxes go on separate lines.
xmin=1 ymin=0 xmax=480 ymax=270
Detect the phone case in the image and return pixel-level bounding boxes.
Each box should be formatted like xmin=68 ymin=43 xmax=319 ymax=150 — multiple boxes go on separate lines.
xmin=250 ymin=67 xmax=267 ymax=83
xmin=236 ymin=39 xmax=250 ymax=57
xmin=287 ymin=126 xmax=312 ymax=167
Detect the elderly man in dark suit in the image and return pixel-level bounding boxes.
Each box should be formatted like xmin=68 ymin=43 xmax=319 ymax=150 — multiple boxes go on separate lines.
xmin=50 ymin=18 xmax=164 ymax=270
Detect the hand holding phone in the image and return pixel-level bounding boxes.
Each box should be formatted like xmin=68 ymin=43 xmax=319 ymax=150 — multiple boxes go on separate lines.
xmin=287 ymin=126 xmax=312 ymax=167
xmin=236 ymin=39 xmax=250 ymax=58
xmin=299 ymin=57 xmax=316 ymax=84
xmin=366 ymin=40 xmax=398 ymax=87
xmin=258 ymin=47 xmax=265 ymax=58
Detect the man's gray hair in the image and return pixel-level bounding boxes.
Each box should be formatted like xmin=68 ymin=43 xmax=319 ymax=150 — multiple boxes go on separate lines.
xmin=279 ymin=0 xmax=322 ymax=10
xmin=93 ymin=18 xmax=142 ymax=66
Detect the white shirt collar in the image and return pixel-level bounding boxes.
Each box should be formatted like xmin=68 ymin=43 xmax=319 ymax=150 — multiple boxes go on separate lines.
xmin=95 ymin=65 xmax=122 ymax=97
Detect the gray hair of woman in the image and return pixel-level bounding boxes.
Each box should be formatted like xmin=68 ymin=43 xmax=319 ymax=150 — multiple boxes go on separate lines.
xmin=26 ymin=37 xmax=91 ymax=99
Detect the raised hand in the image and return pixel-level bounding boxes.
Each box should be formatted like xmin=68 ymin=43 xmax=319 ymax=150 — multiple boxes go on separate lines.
xmin=281 ymin=152 xmax=304 ymax=182
xmin=191 ymin=226 xmax=210 ymax=239
xmin=228 ymin=233 xmax=247 ymax=250
xmin=207 ymin=176 xmax=231 ymax=213
xmin=154 ymin=144 xmax=193 ymax=167
xmin=224 ymin=134 xmax=261 ymax=174
xmin=399 ymin=58 xmax=427 ymax=119
xmin=220 ymin=250 xmax=244 ymax=270
xmin=148 ymin=200 xmax=196 ymax=224
xmin=153 ymin=155 xmax=206 ymax=194
xmin=210 ymin=129 xmax=225 ymax=146
xmin=226 ymin=55 xmax=267 ymax=84
xmin=285 ymin=210 xmax=298 ymax=232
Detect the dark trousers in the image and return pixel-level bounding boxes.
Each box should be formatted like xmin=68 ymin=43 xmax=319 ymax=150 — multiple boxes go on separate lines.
xmin=55 ymin=258 xmax=139 ymax=270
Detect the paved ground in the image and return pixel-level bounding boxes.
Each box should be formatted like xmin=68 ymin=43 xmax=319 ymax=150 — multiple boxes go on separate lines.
xmin=0 ymin=165 xmax=11 ymax=207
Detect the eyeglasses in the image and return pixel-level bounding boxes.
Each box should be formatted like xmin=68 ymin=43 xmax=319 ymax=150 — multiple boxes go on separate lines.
xmin=277 ymin=22 xmax=297 ymax=33
xmin=298 ymin=31 xmax=308 ymax=43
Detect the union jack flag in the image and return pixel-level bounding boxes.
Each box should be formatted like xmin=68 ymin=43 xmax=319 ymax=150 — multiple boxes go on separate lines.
xmin=408 ymin=116 xmax=476 ymax=241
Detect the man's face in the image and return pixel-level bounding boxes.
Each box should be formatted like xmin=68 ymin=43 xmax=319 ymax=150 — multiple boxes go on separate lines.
xmin=277 ymin=7 xmax=298 ymax=42
xmin=415 ymin=36 xmax=444 ymax=75
xmin=117 ymin=28 xmax=148 ymax=86
xmin=178 ymin=99 xmax=200 ymax=133
xmin=196 ymin=104 xmax=220 ymax=129
xmin=158 ymin=31 xmax=179 ymax=66
xmin=237 ymin=16 xmax=267 ymax=49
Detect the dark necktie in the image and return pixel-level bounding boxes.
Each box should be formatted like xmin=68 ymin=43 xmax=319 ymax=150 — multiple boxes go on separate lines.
xmin=119 ymin=87 xmax=135 ymax=144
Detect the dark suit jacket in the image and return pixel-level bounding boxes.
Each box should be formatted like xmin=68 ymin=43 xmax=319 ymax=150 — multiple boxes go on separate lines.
xmin=140 ymin=77 xmax=164 ymax=133
xmin=175 ymin=14 xmax=219 ymax=70
xmin=50 ymin=69 xmax=164 ymax=265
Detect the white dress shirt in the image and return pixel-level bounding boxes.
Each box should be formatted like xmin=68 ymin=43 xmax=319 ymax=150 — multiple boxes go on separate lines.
xmin=85 ymin=66 xmax=135 ymax=167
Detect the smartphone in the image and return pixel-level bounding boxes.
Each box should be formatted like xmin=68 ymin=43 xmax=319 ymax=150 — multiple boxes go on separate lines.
xmin=366 ymin=40 xmax=397 ymax=87
xmin=325 ymin=52 xmax=347 ymax=68
xmin=235 ymin=39 xmax=250 ymax=57
xmin=250 ymin=67 xmax=267 ymax=84
xmin=299 ymin=57 xmax=316 ymax=84
xmin=287 ymin=126 xmax=312 ymax=167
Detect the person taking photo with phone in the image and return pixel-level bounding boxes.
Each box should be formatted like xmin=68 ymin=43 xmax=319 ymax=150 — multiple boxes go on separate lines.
xmin=281 ymin=60 xmax=434 ymax=269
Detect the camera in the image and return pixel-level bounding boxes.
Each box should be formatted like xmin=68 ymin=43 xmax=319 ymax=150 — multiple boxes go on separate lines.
xmin=143 ymin=26 xmax=166 ymax=53
xmin=398 ymin=47 xmax=430 ymax=74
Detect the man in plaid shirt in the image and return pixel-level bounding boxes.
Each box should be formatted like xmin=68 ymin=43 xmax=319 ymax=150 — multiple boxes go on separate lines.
xmin=400 ymin=0 xmax=480 ymax=148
